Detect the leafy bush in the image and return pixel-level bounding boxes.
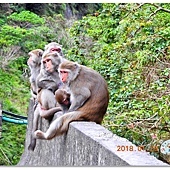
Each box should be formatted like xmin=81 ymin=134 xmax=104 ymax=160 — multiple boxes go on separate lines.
xmin=0 ymin=123 xmax=26 ymax=165
xmin=1 ymin=3 xmax=170 ymax=165
xmin=68 ymin=3 xmax=170 ymax=163
xmin=7 ymin=10 xmax=45 ymax=25
xmin=0 ymin=10 xmax=75 ymax=166
xmin=0 ymin=59 xmax=29 ymax=165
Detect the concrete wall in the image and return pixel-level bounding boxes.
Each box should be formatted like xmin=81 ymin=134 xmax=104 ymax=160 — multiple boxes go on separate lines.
xmin=18 ymin=100 xmax=169 ymax=166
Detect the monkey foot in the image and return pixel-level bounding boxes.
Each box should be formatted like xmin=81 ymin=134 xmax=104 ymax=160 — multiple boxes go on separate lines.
xmin=34 ymin=130 xmax=46 ymax=139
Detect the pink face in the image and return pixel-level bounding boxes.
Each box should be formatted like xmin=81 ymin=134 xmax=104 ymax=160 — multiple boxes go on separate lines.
xmin=43 ymin=57 xmax=53 ymax=72
xmin=62 ymin=98 xmax=69 ymax=105
xmin=60 ymin=70 xmax=68 ymax=83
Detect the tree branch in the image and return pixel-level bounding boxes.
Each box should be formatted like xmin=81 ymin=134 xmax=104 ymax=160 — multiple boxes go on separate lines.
xmin=149 ymin=3 xmax=170 ymax=18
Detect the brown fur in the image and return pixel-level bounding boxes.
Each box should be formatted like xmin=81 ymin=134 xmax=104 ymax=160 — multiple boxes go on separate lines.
xmin=36 ymin=52 xmax=63 ymax=93
xmin=28 ymin=44 xmax=67 ymax=151
xmin=55 ymin=89 xmax=71 ymax=113
xmin=28 ymin=89 xmax=62 ymax=151
xmin=43 ymin=42 xmax=64 ymax=58
xmin=34 ymin=60 xmax=109 ymax=140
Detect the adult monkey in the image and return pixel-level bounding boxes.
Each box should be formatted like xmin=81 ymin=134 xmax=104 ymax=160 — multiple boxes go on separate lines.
xmin=28 ymin=52 xmax=64 ymax=151
xmin=36 ymin=51 xmax=64 ymax=93
xmin=37 ymin=41 xmax=67 ymax=92
xmin=43 ymin=42 xmax=64 ymax=58
xmin=34 ymin=60 xmax=109 ymax=140
xmin=27 ymin=42 xmax=64 ymax=96
xmin=27 ymin=49 xmax=43 ymax=100
xmin=27 ymin=44 xmax=63 ymax=99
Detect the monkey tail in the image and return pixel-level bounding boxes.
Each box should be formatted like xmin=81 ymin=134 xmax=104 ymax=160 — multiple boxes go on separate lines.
xmin=60 ymin=111 xmax=83 ymax=132
xmin=28 ymin=138 xmax=36 ymax=151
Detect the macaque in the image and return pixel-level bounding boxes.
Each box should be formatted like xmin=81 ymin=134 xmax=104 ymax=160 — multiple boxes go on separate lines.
xmin=28 ymin=89 xmax=62 ymax=151
xmin=28 ymin=52 xmax=65 ymax=151
xmin=37 ymin=89 xmax=63 ymax=119
xmin=36 ymin=52 xmax=63 ymax=93
xmin=27 ymin=49 xmax=43 ymax=99
xmin=43 ymin=42 xmax=64 ymax=58
xmin=34 ymin=60 xmax=109 ymax=140
xmin=28 ymin=88 xmax=71 ymax=151
xmin=55 ymin=89 xmax=71 ymax=114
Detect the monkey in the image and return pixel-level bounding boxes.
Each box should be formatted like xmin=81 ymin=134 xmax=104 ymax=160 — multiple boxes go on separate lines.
xmin=27 ymin=43 xmax=64 ymax=98
xmin=55 ymin=89 xmax=71 ymax=114
xmin=27 ymin=49 xmax=43 ymax=99
xmin=42 ymin=42 xmax=64 ymax=58
xmin=28 ymin=52 xmax=65 ymax=151
xmin=28 ymin=88 xmax=71 ymax=151
xmin=36 ymin=51 xmax=68 ymax=117
xmin=36 ymin=52 xmax=64 ymax=93
xmin=28 ymin=88 xmax=62 ymax=151
xmin=37 ymin=89 xmax=63 ymax=119
xmin=34 ymin=60 xmax=109 ymax=140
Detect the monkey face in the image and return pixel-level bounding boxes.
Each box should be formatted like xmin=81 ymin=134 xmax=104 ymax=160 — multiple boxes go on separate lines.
xmin=55 ymin=89 xmax=70 ymax=106
xmin=43 ymin=58 xmax=53 ymax=73
xmin=59 ymin=70 xmax=69 ymax=83
xmin=27 ymin=49 xmax=43 ymax=68
xmin=42 ymin=53 xmax=62 ymax=73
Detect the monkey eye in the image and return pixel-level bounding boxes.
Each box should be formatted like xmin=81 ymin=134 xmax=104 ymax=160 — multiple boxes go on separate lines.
xmin=43 ymin=58 xmax=51 ymax=63
xmin=60 ymin=71 xmax=67 ymax=74
xmin=50 ymin=48 xmax=61 ymax=52
xmin=46 ymin=59 xmax=51 ymax=62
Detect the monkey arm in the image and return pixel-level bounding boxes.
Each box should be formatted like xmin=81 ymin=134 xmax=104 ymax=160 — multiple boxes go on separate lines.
xmin=39 ymin=106 xmax=62 ymax=119
xmin=69 ymin=87 xmax=91 ymax=112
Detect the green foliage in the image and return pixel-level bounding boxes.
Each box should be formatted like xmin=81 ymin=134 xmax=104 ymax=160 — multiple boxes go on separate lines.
xmin=68 ymin=3 xmax=170 ymax=163
xmin=0 ymin=60 xmax=30 ymax=113
xmin=0 ymin=57 xmax=30 ymax=165
xmin=0 ymin=25 xmax=27 ymax=46
xmin=7 ymin=10 xmax=45 ymax=25
xmin=0 ymin=11 xmax=72 ymax=52
xmin=0 ymin=122 xmax=26 ymax=165
xmin=1 ymin=3 xmax=170 ymax=165
xmin=0 ymin=10 xmax=46 ymax=51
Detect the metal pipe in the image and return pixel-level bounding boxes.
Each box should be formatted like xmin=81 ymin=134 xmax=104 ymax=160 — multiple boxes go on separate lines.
xmin=2 ymin=116 xmax=27 ymax=124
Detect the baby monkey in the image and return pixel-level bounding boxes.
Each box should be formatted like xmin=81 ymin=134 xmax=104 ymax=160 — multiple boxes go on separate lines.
xmin=55 ymin=89 xmax=71 ymax=114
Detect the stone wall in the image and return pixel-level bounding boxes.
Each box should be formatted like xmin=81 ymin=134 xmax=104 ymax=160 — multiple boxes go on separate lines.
xmin=18 ymin=100 xmax=169 ymax=166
